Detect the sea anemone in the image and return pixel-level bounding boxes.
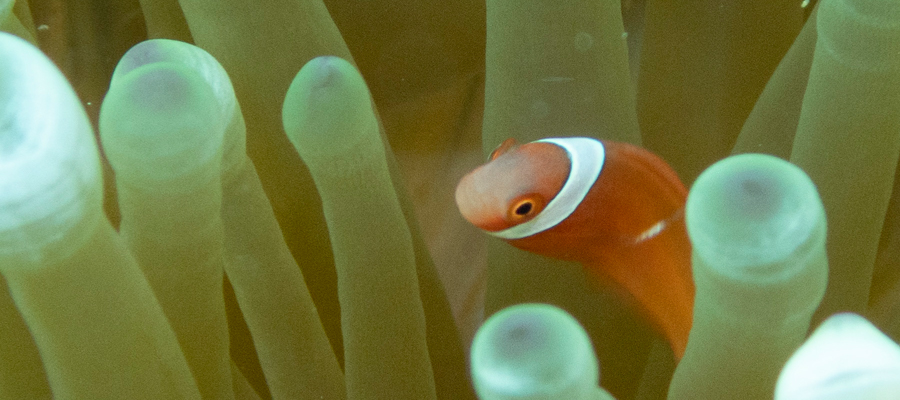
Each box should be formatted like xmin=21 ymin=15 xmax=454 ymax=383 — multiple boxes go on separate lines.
xmin=1 ymin=0 xmax=899 ymax=399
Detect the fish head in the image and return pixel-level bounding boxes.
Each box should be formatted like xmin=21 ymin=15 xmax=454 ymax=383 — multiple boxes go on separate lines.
xmin=455 ymin=138 xmax=570 ymax=234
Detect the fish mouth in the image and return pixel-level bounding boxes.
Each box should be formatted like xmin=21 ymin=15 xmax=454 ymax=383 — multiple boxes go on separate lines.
xmin=454 ymin=169 xmax=509 ymax=232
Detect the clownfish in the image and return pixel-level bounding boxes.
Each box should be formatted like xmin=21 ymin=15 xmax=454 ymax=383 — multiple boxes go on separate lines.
xmin=455 ymin=137 xmax=693 ymax=359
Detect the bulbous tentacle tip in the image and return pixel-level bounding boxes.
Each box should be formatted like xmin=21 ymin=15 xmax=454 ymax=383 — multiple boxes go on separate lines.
xmin=282 ymin=55 xmax=378 ymax=168
xmin=686 ymin=153 xmax=824 ymax=274
xmin=304 ymin=55 xmax=344 ymax=90
xmin=470 ymin=304 xmax=600 ymax=398
xmin=776 ymin=313 xmax=900 ymax=399
xmin=99 ymin=63 xmax=224 ymax=187
xmin=0 ymin=32 xmax=102 ymax=265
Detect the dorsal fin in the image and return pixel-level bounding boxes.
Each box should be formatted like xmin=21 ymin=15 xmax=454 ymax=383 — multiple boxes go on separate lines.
xmin=488 ymin=138 xmax=518 ymax=161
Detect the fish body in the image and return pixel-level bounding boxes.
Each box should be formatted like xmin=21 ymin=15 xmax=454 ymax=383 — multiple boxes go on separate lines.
xmin=455 ymin=137 xmax=693 ymax=358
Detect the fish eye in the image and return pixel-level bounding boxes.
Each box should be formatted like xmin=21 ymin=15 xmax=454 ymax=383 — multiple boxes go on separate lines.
xmin=514 ymin=201 xmax=533 ymax=216
xmin=508 ymin=196 xmax=543 ymax=222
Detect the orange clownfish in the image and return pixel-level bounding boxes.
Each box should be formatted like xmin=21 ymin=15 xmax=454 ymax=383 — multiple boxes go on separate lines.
xmin=455 ymin=137 xmax=693 ymax=358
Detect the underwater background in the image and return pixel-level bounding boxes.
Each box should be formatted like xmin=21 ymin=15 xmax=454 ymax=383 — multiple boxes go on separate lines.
xmin=2 ymin=0 xmax=900 ymax=398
